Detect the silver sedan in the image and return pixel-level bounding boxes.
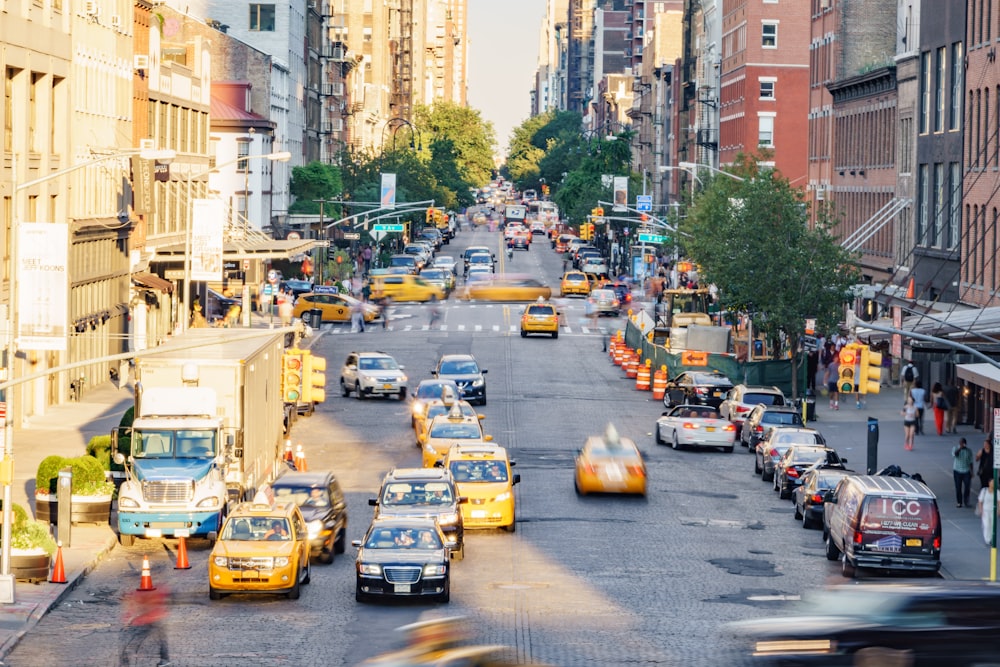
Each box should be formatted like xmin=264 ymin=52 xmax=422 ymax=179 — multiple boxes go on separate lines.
xmin=655 ymin=404 xmax=737 ymax=452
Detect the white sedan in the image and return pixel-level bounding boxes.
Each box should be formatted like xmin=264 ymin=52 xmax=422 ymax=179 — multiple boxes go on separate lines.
xmin=655 ymin=404 xmax=737 ymax=453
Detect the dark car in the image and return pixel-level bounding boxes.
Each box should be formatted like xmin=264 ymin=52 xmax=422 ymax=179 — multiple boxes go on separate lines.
xmin=431 ymin=354 xmax=488 ymax=406
xmin=773 ymin=445 xmax=848 ymax=499
xmin=793 ymin=465 xmax=856 ymax=529
xmin=409 ymin=379 xmax=462 ymax=427
xmin=741 ymin=404 xmax=805 ymax=450
xmin=279 ymin=279 xmax=314 ymax=299
xmin=511 ymin=234 xmax=530 ymax=250
xmin=610 ymin=282 xmax=633 ymax=307
xmin=271 ymin=470 xmax=348 ymax=564
xmin=754 ymin=426 xmax=824 ymax=482
xmin=725 ymin=582 xmax=1000 ymax=666
xmin=663 ymin=370 xmax=735 ymax=409
xmin=369 ymin=468 xmax=467 ymax=560
xmin=353 ymin=517 xmax=454 ymax=603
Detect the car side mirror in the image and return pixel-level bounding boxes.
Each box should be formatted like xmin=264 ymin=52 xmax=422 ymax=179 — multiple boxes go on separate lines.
xmin=482 ymin=369 xmax=488 ymax=374
xmin=484 ymin=435 xmax=494 ymax=442
xmin=509 ymin=460 xmax=516 ymax=467
xmin=477 ymin=414 xmax=485 ymax=420
xmin=431 ymin=371 xmax=438 ymax=376
xmin=351 ymin=539 xmax=362 ymax=548
xmin=841 ymin=458 xmax=848 ymax=463
xmin=823 ymin=491 xmax=836 ymax=504
xmin=457 ymin=496 xmax=468 ymax=505
xmin=399 ymin=365 xmax=406 ymax=370
xmin=513 ymin=474 xmax=521 ymax=485
xmin=113 ymin=451 xmax=126 ymax=465
xmin=368 ymin=498 xmax=377 ymax=506
xmin=208 ymin=531 xmax=218 ymax=542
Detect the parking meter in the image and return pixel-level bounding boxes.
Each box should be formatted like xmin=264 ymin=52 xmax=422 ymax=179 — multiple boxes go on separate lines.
xmin=57 ymin=466 xmax=72 ymax=547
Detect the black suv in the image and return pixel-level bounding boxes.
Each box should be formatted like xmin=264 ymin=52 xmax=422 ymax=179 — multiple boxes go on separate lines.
xmin=369 ymin=468 xmax=466 ymax=560
xmin=431 ymin=354 xmax=488 ymax=406
xmin=271 ymin=470 xmax=348 ymax=564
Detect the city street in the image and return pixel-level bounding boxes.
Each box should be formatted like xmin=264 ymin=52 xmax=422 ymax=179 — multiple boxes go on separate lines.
xmin=3 ymin=227 xmax=985 ymax=666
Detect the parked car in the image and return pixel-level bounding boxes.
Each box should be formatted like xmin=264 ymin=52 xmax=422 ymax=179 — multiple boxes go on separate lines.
xmin=655 ymin=404 xmax=737 ymax=452
xmin=793 ymin=465 xmax=856 ymax=529
xmin=753 ymin=426 xmax=825 ymax=482
xmin=662 ymin=370 xmax=735 ymax=409
xmin=719 ymin=385 xmax=788 ymax=430
xmin=740 ymin=404 xmax=805 ymax=450
xmin=773 ymin=444 xmax=848 ymax=499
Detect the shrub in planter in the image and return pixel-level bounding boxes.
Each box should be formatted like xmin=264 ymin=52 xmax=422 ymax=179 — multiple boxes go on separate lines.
xmin=35 ymin=455 xmax=66 ymax=496
xmin=68 ymin=455 xmax=115 ymax=497
xmin=6 ymin=503 xmax=57 ymax=556
xmin=86 ymin=434 xmax=113 ymax=471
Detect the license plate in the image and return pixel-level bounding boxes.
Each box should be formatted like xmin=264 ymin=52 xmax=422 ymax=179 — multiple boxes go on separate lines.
xmin=394 ymin=583 xmax=411 ymax=593
xmin=145 ymin=529 xmax=162 ymax=538
xmin=713 ymin=391 xmax=721 ymax=397
xmin=471 ymin=510 xmax=486 ymax=518
xmin=383 ymin=384 xmax=393 ymax=389
xmin=905 ymin=538 xmax=922 ymax=547
xmin=705 ymin=427 xmax=716 ymax=432
xmin=175 ymin=528 xmax=190 ymax=537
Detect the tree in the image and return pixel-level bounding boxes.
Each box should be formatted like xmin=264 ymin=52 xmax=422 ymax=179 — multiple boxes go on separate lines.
xmin=289 ymin=162 xmax=343 ymax=214
xmin=414 ymin=102 xmax=496 ymax=188
xmin=681 ymin=153 xmax=861 ymax=398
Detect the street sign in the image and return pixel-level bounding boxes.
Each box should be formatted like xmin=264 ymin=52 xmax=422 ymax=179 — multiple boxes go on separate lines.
xmin=371 ymin=230 xmax=387 ymax=243
xmin=267 ymin=269 xmax=279 ymax=285
xmin=372 ymin=223 xmax=405 ymax=232
xmin=636 ymin=195 xmax=653 ymax=212
xmin=342 ymin=232 xmax=361 ymax=240
xmin=637 ymin=233 xmax=666 ymax=244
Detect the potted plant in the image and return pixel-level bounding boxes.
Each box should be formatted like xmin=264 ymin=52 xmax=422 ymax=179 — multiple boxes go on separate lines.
xmin=35 ymin=454 xmax=115 ymax=525
xmin=2 ymin=502 xmax=57 ymax=582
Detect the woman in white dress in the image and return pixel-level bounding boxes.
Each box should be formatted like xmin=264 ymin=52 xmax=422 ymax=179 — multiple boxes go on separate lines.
xmin=977 ymin=479 xmax=997 ymax=546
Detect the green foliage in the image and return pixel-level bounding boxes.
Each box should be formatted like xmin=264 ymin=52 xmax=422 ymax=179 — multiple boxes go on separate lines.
xmin=1 ymin=503 xmax=57 ymax=555
xmin=36 ymin=455 xmax=65 ymax=495
xmin=289 ymin=162 xmax=344 ymax=214
xmin=86 ymin=435 xmax=113 ymax=471
xmin=414 ymin=102 xmax=496 ymax=187
xmin=36 ymin=455 xmax=114 ymax=497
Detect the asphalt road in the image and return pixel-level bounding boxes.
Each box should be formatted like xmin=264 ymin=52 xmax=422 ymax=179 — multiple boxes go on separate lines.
xmin=5 ymin=227 xmax=855 ymax=667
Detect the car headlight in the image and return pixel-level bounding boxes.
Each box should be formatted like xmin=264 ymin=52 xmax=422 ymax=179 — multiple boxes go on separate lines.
xmin=399 ymin=375 xmax=408 ymax=384
xmin=118 ymin=497 xmax=139 ymax=509
xmin=472 ymin=378 xmax=484 ymax=387
xmin=274 ymin=557 xmax=289 ymax=567
xmin=412 ymin=402 xmax=425 ymax=416
xmin=423 ymin=564 xmax=447 ymax=576
xmin=307 ymin=519 xmax=323 ymax=539
xmin=358 ymin=563 xmax=382 ymax=576
xmin=494 ymin=491 xmax=511 ymax=502
xmin=213 ymin=556 xmax=228 ymax=567
xmin=196 ymin=496 xmax=220 ymax=509
xmin=438 ymin=512 xmax=459 ymax=525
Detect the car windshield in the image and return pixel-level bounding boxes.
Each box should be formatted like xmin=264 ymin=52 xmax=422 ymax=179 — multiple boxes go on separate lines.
xmin=416 ymin=383 xmax=454 ymax=400
xmin=359 ymin=357 xmax=398 ymax=371
xmin=789 ymin=447 xmax=832 ymax=464
xmin=426 ymin=404 xmax=473 ymax=421
xmin=773 ymin=431 xmax=821 ymax=445
xmin=381 ymin=482 xmax=454 ymax=506
xmin=365 ymin=527 xmax=443 ymax=550
xmin=273 ymin=486 xmax=330 ymax=508
xmin=222 ymin=517 xmax=291 ymax=541
xmin=469 ymin=254 xmax=491 ymax=264
xmin=693 ymin=373 xmax=729 ymax=385
xmin=449 ymin=459 xmax=509 ymax=483
xmin=429 ymin=423 xmax=481 ymax=439
xmin=526 ymin=305 xmax=555 ymax=315
xmin=763 ymin=412 xmax=801 ymax=425
xmin=439 ymin=360 xmax=479 ymax=375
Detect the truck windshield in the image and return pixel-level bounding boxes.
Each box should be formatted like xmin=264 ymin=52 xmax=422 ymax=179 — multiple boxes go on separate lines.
xmin=134 ymin=430 xmax=216 ymax=458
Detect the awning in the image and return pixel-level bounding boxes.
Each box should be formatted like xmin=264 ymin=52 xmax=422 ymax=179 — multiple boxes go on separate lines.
xmin=956 ymin=363 xmax=1000 ymax=393
xmin=151 ymin=238 xmax=320 ymax=262
xmin=132 ymin=271 xmax=174 ymax=293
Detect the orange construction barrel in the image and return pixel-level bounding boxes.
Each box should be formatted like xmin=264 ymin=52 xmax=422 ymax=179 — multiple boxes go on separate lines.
xmin=614 ymin=345 xmax=628 ymax=367
xmin=608 ymin=336 xmax=619 ymax=360
xmin=636 ymin=359 xmax=652 ymax=391
xmin=652 ymin=366 xmax=668 ymax=400
xmin=625 ymin=353 xmax=639 ymax=379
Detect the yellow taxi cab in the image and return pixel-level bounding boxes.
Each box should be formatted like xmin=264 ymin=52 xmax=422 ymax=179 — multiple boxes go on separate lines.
xmin=414 ymin=398 xmax=483 ymax=447
xmin=520 ymin=299 xmax=560 ymax=338
xmin=574 ymin=424 xmax=647 ymax=496
xmin=422 ymin=404 xmax=493 ymax=467
xmin=444 ymin=442 xmax=519 ymax=532
xmin=292 ymin=291 xmax=380 ymax=323
xmin=456 ymin=273 xmax=551 ymax=301
xmin=208 ymin=494 xmax=311 ymax=600
xmin=369 ymin=274 xmax=445 ymax=303
xmin=560 ymin=271 xmax=592 ymax=297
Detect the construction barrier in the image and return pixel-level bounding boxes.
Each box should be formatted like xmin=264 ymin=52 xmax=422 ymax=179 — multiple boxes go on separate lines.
xmin=652 ymin=366 xmax=668 ymax=400
xmin=137 ymin=554 xmax=156 ymax=591
xmin=294 ymin=444 xmax=308 ymax=472
xmin=174 ymin=536 xmax=191 ymax=570
xmin=625 ymin=353 xmax=639 ymax=379
xmin=614 ymin=344 xmax=628 ymax=367
xmin=50 ymin=542 xmax=66 ymax=584
xmin=636 ymin=359 xmax=652 ymax=391
xmin=608 ymin=336 xmax=619 ymax=361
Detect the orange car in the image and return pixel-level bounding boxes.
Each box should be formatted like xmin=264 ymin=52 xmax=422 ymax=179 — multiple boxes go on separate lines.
xmin=574 ymin=425 xmax=647 ymax=496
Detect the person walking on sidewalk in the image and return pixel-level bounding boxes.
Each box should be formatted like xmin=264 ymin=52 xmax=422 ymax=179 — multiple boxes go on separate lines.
xmin=977 ymin=479 xmax=998 ymax=545
xmin=953 ymin=437 xmax=975 ymax=508
xmin=902 ymin=360 xmax=919 ymax=399
xmin=944 ymin=381 xmax=960 ymax=433
xmin=901 ymin=396 xmax=917 ymax=451
xmin=976 ymin=438 xmax=994 ymax=490
xmin=910 ymin=379 xmax=928 ymax=435
xmin=930 ymin=382 xmax=947 ymax=436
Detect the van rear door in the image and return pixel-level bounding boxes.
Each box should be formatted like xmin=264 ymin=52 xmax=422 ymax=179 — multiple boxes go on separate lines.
xmin=859 ymin=496 xmax=940 ymax=556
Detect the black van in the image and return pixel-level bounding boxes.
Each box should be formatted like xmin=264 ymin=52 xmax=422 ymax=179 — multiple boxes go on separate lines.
xmin=271 ymin=470 xmax=348 ymax=564
xmin=823 ymin=475 xmax=941 ymax=578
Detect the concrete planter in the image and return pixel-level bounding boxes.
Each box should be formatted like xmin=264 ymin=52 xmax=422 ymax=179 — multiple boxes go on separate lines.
xmin=10 ymin=550 xmax=51 ymax=583
xmin=35 ymin=492 xmax=113 ymax=525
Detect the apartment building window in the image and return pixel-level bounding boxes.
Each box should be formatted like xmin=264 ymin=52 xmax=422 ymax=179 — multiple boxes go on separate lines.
xmin=951 ymin=42 xmax=963 ymax=131
xmin=759 ymin=79 xmax=775 ymax=99
xmin=249 ymin=4 xmax=276 ymax=31
xmin=933 ymin=163 xmax=945 ymax=247
xmin=934 ymin=47 xmax=946 ymax=132
xmin=919 ymin=51 xmax=930 ymax=134
xmin=29 ymin=72 xmax=42 ymax=153
xmin=237 ymin=139 xmax=251 ymax=173
xmin=4 ymin=67 xmax=18 ymax=152
xmin=917 ymin=164 xmax=929 ymax=243
xmin=758 ymin=114 xmax=775 ymax=146
xmin=762 ymin=22 xmax=778 ymax=48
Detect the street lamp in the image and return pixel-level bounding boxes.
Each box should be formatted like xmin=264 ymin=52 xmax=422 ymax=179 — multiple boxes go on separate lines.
xmin=181 ymin=151 xmax=292 ymax=333
xmin=380 ymin=117 xmax=421 ymax=152
xmin=677 ymin=161 xmax=746 ymax=183
xmin=1 ymin=146 xmax=176 ymax=603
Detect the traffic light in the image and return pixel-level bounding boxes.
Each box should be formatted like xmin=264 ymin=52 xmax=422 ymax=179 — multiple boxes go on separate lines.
xmin=282 ymin=349 xmax=305 ymax=403
xmin=591 ymin=207 xmax=604 ymax=220
xmin=541 ymin=184 xmax=549 ymax=196
xmin=858 ymin=346 xmax=882 ymax=394
xmin=302 ymin=352 xmax=327 ymax=404
xmin=837 ymin=344 xmax=859 ymax=394
xmin=587 ymin=222 xmax=596 ymax=239
xmin=426 ymin=207 xmax=435 ymax=223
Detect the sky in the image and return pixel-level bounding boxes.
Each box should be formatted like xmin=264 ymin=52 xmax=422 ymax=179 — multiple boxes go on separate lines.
xmin=466 ymin=1 xmax=547 ymax=157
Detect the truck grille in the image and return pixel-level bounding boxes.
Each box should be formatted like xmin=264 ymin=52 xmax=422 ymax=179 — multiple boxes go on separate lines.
xmin=228 ymin=557 xmax=274 ymax=571
xmin=142 ymin=480 xmax=194 ymax=503
xmin=383 ymin=566 xmax=421 ymax=584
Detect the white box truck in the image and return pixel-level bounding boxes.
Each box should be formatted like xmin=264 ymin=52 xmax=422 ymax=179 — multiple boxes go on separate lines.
xmin=114 ymin=329 xmax=287 ymax=546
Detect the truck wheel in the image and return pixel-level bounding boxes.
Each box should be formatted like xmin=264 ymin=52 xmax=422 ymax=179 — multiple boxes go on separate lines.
xmin=320 ymin=545 xmax=334 ymax=564
xmin=398 ymin=387 xmax=407 ymax=401
xmin=119 ymin=533 xmax=135 ymax=547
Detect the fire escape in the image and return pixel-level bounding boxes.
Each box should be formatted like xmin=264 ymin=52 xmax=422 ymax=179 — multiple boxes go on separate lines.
xmin=320 ymin=7 xmax=360 ymax=152
xmin=696 ymin=84 xmax=718 ymax=166
xmin=390 ymin=0 xmax=414 ymax=120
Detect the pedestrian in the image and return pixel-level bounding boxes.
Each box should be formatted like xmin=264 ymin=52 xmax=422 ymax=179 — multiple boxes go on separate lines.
xmin=362 ymin=245 xmax=373 ymax=274
xmin=976 ymin=438 xmax=994 ymax=490
xmin=944 ymin=381 xmax=961 ymax=433
xmin=583 ymin=297 xmax=597 ymax=329
xmin=380 ymin=296 xmax=392 ymax=330
xmin=930 ymin=381 xmax=947 ymax=436
xmin=826 ymin=350 xmax=840 ymax=411
xmin=953 ymin=437 xmax=975 ymax=508
xmin=806 ymin=348 xmax=818 ymax=392
xmin=428 ymin=295 xmax=441 ymax=327
xmin=901 ymin=396 xmax=917 ymax=451
xmin=278 ymin=291 xmax=294 ymax=327
xmin=976 ymin=479 xmax=997 ymax=545
xmin=909 ymin=379 xmax=927 ymax=435
xmin=120 ymin=584 xmax=171 ymax=666
xmin=350 ymin=300 xmax=365 ymax=333
xmin=821 ymin=342 xmax=835 ymax=395
xmin=901 ymin=359 xmax=919 ymax=399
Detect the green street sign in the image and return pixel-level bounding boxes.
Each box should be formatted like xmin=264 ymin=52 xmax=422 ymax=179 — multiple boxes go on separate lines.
xmin=637 ymin=233 xmax=667 ymax=244
xmin=372 ymin=223 xmax=405 ymax=232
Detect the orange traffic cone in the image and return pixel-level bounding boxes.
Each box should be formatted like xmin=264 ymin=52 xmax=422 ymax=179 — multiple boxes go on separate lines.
xmin=50 ymin=541 xmax=67 ymax=584
xmin=906 ymin=276 xmax=915 ymax=299
xmin=294 ymin=444 xmax=308 ymax=472
xmin=137 ymin=554 xmax=156 ymax=591
xmin=174 ymin=536 xmax=191 ymax=570
xmin=283 ymin=438 xmax=294 ymax=462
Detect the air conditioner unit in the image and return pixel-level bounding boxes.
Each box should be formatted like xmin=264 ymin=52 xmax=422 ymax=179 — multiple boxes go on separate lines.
xmin=134 ymin=54 xmax=149 ymax=71
xmin=84 ymin=0 xmax=98 ymax=15
xmin=139 ymin=138 xmax=155 ymax=151
xmin=111 ymin=14 xmax=121 ymax=28
xmin=331 ymin=82 xmax=344 ymax=96
xmin=820 ymin=0 xmax=830 ymax=7
xmin=816 ymin=184 xmax=826 ymax=201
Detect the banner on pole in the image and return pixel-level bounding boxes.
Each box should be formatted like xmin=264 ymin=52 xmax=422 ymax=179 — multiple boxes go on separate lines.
xmin=191 ymin=199 xmax=224 ymax=281
xmin=613 ymin=176 xmax=628 ymax=212
xmin=17 ymin=222 xmax=68 ymax=351
xmin=380 ymin=173 xmax=397 ymax=210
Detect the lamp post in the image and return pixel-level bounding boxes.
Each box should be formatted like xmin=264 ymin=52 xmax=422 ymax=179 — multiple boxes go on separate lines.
xmin=1 ymin=146 xmax=175 ymax=603
xmin=380 ymin=117 xmax=421 ymax=153
xmin=677 ymin=161 xmax=746 ymax=183
xmin=180 ymin=151 xmax=292 ymax=333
